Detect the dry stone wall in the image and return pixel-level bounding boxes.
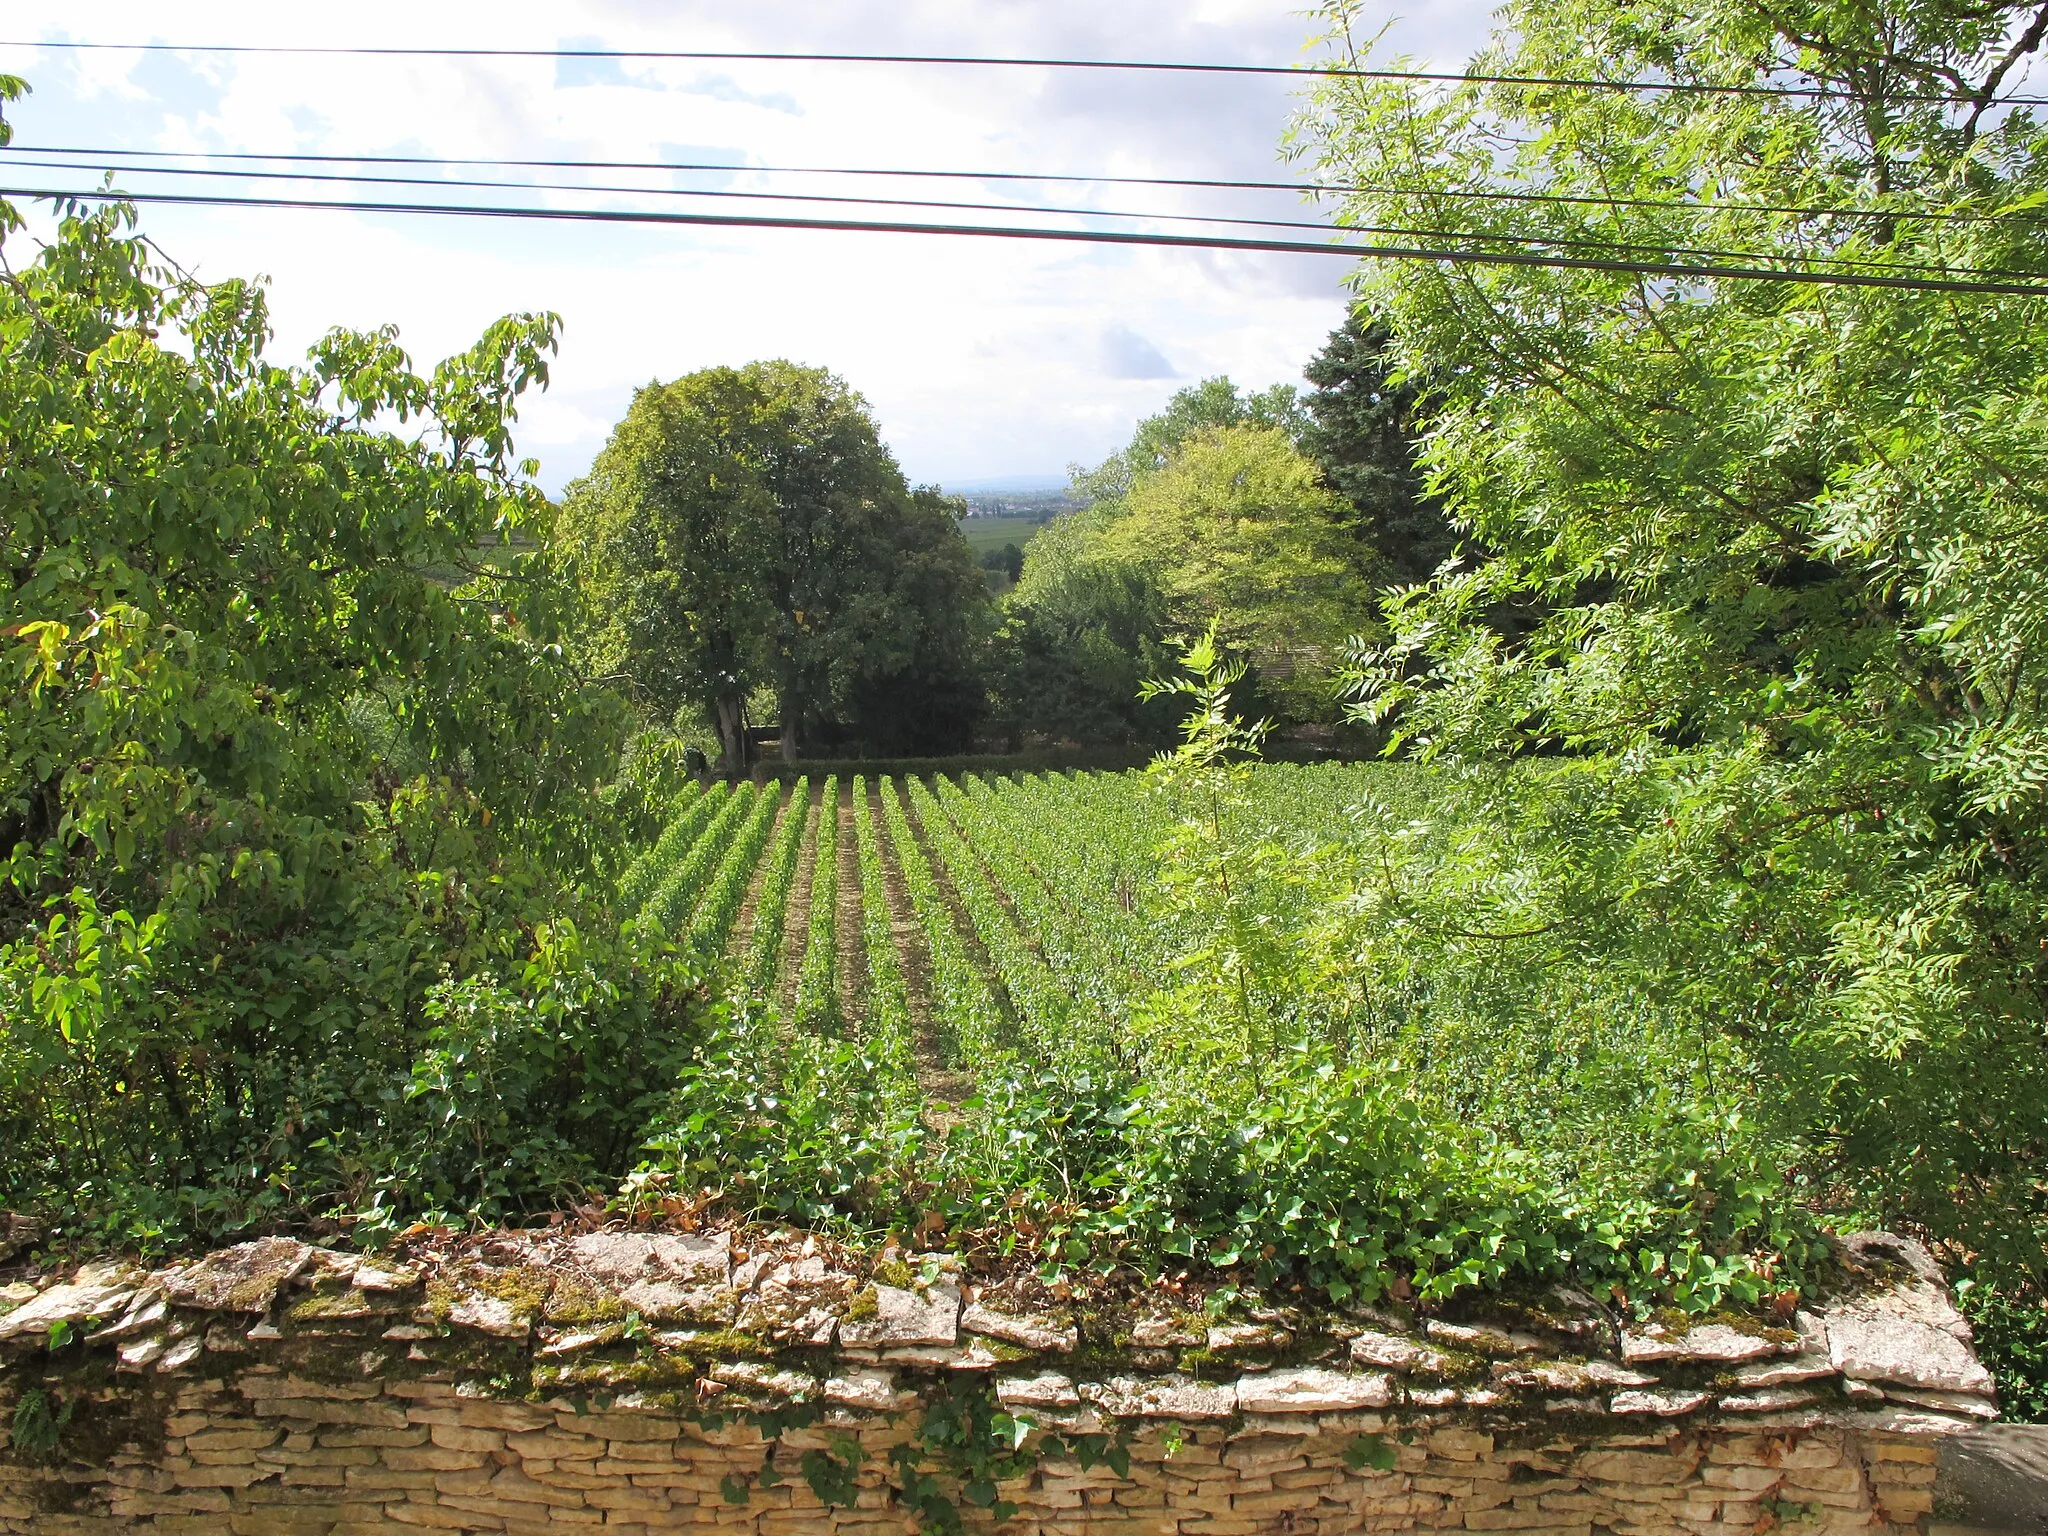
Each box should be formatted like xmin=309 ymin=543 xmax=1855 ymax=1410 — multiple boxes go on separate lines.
xmin=0 ymin=1228 xmax=1995 ymax=1534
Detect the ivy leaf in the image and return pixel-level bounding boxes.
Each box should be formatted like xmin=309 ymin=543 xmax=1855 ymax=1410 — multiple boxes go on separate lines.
xmin=1343 ymin=1433 xmax=1397 ymax=1472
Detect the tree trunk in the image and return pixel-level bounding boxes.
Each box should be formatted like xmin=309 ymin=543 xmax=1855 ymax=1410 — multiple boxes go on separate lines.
xmin=715 ymin=695 xmax=747 ymax=774
xmin=780 ymin=711 xmax=802 ymax=763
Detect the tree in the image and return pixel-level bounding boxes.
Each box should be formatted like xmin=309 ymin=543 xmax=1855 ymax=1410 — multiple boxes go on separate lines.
xmin=561 ymin=362 xmax=987 ymax=764
xmin=2 ymin=193 xmax=697 ymax=1236
xmin=987 ymin=510 xmax=1177 ymax=746
xmin=828 ymin=486 xmax=991 ymax=755
xmin=1094 ymin=425 xmax=1380 ymax=719
xmin=979 ymin=542 xmax=1026 ymax=585
xmin=556 ymin=371 xmax=774 ymax=769
xmin=1295 ymin=0 xmax=2048 ymax=1294
xmin=1069 ymin=376 xmax=1308 ymax=505
xmin=1300 ymin=311 xmax=1459 ymax=586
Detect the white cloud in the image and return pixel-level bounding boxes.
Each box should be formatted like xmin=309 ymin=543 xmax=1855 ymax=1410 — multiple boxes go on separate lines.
xmin=0 ymin=1 xmax=1494 ymax=488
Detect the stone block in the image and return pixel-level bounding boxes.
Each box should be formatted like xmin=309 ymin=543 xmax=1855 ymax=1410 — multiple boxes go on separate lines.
xmin=1779 ymin=1463 xmax=1863 ymax=1494
xmin=429 ymin=1422 xmax=507 ymax=1453
xmin=342 ymin=1467 xmax=443 ymax=1491
xmin=506 ymin=1430 xmax=607 ymax=1461
xmin=454 ymin=1401 xmax=555 ymax=1432
xmin=551 ymin=1412 xmax=679 ymax=1442
xmin=319 ymin=1426 xmax=432 ymax=1448
xmin=382 ymin=1501 xmax=505 ymax=1529
xmin=382 ymin=1447 xmax=484 ymax=1472
xmin=1428 ymin=1429 xmax=1495 ymax=1462
xmin=1699 ymin=1463 xmax=1780 ymax=1491
xmin=1777 ymin=1436 xmax=1844 ymax=1469
xmin=1462 ymin=1509 xmax=1589 ymax=1531
xmin=1875 ymin=1485 xmax=1934 ymax=1517
xmin=482 ymin=1466 xmax=589 ymax=1508
xmin=1575 ymin=1449 xmax=1694 ymax=1485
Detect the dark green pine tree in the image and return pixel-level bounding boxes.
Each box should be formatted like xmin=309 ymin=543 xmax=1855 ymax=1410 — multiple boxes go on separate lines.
xmin=1300 ymin=311 xmax=1459 ymax=587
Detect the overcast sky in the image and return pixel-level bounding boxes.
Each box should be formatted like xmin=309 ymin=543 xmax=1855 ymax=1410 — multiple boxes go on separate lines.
xmin=0 ymin=2 xmax=1493 ymax=492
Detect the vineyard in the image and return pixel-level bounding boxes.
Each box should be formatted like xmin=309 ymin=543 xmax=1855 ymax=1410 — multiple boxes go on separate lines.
xmin=619 ymin=763 xmax=1399 ymax=1096
xmin=625 ymin=756 xmax=1817 ymax=1317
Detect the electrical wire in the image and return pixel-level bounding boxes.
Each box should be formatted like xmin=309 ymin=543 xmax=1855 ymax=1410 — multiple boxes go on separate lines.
xmin=9 ymin=144 xmax=2029 ymax=228
xmin=7 ymin=156 xmax=2034 ymax=281
xmin=10 ymin=182 xmax=2047 ymax=296
xmin=5 ymin=38 xmax=2046 ymax=106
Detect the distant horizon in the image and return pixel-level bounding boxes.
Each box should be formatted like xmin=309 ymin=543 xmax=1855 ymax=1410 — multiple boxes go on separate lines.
xmin=939 ymin=473 xmax=1072 ymax=496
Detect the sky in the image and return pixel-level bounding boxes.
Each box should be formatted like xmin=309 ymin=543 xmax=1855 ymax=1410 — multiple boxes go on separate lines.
xmin=0 ymin=2 xmax=1495 ymax=493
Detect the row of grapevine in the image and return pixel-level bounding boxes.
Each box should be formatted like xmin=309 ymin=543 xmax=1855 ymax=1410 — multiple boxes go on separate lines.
xmin=743 ymin=778 xmax=813 ymax=994
xmin=642 ymin=782 xmax=759 ymax=930
xmin=851 ymin=776 xmax=913 ymax=1062
xmin=615 ymin=782 xmax=714 ymax=913
xmin=952 ymin=772 xmax=1166 ymax=1042
xmin=685 ymin=784 xmax=784 ymax=957
xmin=793 ymin=776 xmax=841 ymax=1030
xmin=906 ymin=776 xmax=1077 ymax=1070
xmin=880 ymin=778 xmax=1009 ymax=1067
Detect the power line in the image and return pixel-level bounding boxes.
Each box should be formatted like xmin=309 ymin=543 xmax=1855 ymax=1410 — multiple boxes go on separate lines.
xmin=8 ymin=156 xmax=2030 ymax=281
xmin=10 ymin=183 xmax=2047 ymax=296
xmin=10 ymin=144 xmax=2025 ymax=227
xmin=6 ymin=38 xmax=2046 ymax=107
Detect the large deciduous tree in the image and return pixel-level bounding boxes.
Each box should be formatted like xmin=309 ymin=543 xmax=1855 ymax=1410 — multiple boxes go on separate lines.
xmin=1093 ymin=425 xmax=1380 ymax=720
xmin=560 ymin=362 xmax=985 ymax=764
xmin=993 ymin=381 xmax=1380 ymax=741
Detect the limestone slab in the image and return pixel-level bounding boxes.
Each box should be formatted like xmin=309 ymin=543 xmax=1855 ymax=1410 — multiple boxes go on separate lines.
xmin=1609 ymin=1389 xmax=1714 ymax=1416
xmin=1348 ymin=1329 xmax=1450 ymax=1374
xmin=823 ymin=1369 xmax=912 ymax=1412
xmin=836 ymin=1281 xmax=959 ymax=1348
xmin=736 ymin=1254 xmax=856 ymax=1346
xmin=161 ymin=1238 xmax=313 ymax=1313
xmin=1620 ymin=1321 xmax=1786 ymax=1365
xmin=962 ymin=1302 xmax=1076 ymax=1353
xmin=1236 ymin=1367 xmax=1394 ymax=1413
xmin=1824 ymin=1286 xmax=1996 ymax=1395
xmin=996 ymin=1372 xmax=1081 ymax=1409
xmin=0 ymin=1274 xmax=138 ymax=1340
xmin=1087 ymin=1376 xmax=1237 ymax=1420
xmin=1426 ymin=1320 xmax=1541 ymax=1355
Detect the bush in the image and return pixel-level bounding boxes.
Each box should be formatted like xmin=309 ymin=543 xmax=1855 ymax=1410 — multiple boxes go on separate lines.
xmin=0 ymin=198 xmax=710 ymax=1248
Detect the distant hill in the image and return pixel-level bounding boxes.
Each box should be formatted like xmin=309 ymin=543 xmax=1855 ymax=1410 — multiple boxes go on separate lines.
xmin=942 ymin=474 xmax=1070 ymax=495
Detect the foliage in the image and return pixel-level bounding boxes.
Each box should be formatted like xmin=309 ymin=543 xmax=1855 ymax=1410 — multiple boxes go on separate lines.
xmin=744 ymin=778 xmax=811 ymax=994
xmin=645 ymin=736 xmax=1828 ymax=1316
xmin=0 ymin=196 xmax=707 ymax=1243
xmin=996 ymin=413 xmax=1379 ymax=738
xmin=1959 ymin=1282 xmax=2048 ymax=1423
xmin=1068 ymin=376 xmax=1308 ymax=506
xmin=1283 ymin=0 xmax=2048 ymax=1365
xmin=794 ymin=777 xmax=842 ymax=1030
xmin=10 ymin=1386 xmax=72 ymax=1463
xmin=1101 ymin=428 xmax=1380 ymax=719
xmin=983 ymin=510 xmax=1177 ymax=747
xmin=889 ymin=1377 xmax=1041 ymax=1530
xmin=557 ymin=363 xmax=987 ymax=765
xmin=1300 ymin=311 xmax=1458 ymax=586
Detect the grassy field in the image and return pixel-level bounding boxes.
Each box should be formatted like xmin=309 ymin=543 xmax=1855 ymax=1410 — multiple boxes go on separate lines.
xmin=955 ymin=512 xmax=1055 ymax=556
